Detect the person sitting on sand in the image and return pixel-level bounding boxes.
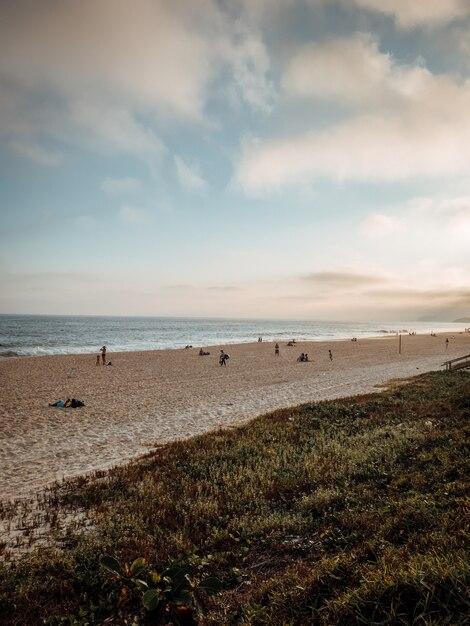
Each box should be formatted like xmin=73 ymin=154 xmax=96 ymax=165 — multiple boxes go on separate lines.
xmin=297 ymin=353 xmax=305 ymax=362
xmin=287 ymin=341 xmax=294 ymax=346
xmin=199 ymin=348 xmax=210 ymax=356
xmin=304 ymin=353 xmax=309 ymax=362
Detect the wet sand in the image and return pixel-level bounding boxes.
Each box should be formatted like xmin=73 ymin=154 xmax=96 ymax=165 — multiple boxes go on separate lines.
xmin=1 ymin=332 xmax=469 ymax=501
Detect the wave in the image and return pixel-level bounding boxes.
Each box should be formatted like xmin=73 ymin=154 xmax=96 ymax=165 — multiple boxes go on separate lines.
xmin=1 ymin=316 xmax=464 ymax=358
xmin=0 ymin=350 xmax=21 ymax=358
xmin=374 ymin=329 xmax=410 ymax=334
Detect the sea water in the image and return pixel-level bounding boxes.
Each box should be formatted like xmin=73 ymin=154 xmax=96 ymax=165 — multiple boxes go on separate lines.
xmin=0 ymin=314 xmax=464 ymax=357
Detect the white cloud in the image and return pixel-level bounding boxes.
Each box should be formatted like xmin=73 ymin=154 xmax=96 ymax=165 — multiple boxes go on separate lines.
xmin=120 ymin=205 xmax=147 ymax=224
xmin=237 ymin=109 xmax=470 ymax=190
xmin=283 ymin=33 xmax=394 ymax=106
xmin=237 ymin=36 xmax=470 ymax=192
xmin=0 ymin=0 xmax=276 ymax=167
xmin=343 ymin=0 xmax=470 ymax=28
xmin=361 ymin=214 xmax=405 ymax=237
xmin=407 ymin=195 xmax=470 ymax=247
xmin=0 ymin=0 xmax=218 ymax=120
xmin=283 ymin=33 xmax=437 ymax=107
xmin=221 ymin=20 xmax=276 ymax=113
xmin=355 ymin=195 xmax=470 ymax=269
xmin=174 ymin=156 xmax=207 ymax=192
xmin=66 ymin=101 xmax=165 ymax=161
xmin=9 ymin=140 xmax=62 ymax=167
xmin=101 ymin=177 xmax=144 ymax=196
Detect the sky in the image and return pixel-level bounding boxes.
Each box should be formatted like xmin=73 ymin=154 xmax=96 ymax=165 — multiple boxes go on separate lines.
xmin=1 ymin=0 xmax=470 ymax=322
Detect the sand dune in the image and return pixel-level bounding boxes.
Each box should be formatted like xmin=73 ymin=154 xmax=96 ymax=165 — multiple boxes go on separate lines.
xmin=1 ymin=332 xmax=469 ymax=502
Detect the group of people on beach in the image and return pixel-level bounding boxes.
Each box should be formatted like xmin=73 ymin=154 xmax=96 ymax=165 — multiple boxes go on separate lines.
xmin=96 ymin=345 xmax=107 ymax=366
xmin=96 ymin=346 xmax=112 ymax=366
xmin=94 ymin=341 xmax=338 ymax=369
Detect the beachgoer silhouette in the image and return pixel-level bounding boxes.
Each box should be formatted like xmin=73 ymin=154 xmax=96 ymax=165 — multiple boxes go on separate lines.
xmin=100 ymin=345 xmax=107 ymax=365
xmin=275 ymin=343 xmax=279 ymax=356
xmin=446 ymin=338 xmax=449 ymax=349
xmin=219 ymin=349 xmax=228 ymax=366
xmin=329 ymin=350 xmax=333 ymax=361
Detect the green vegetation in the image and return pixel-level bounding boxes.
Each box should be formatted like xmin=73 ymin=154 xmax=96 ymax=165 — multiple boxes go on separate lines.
xmin=1 ymin=371 xmax=469 ymax=625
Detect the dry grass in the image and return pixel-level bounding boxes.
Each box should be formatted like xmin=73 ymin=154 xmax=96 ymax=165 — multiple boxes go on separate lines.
xmin=0 ymin=370 xmax=469 ymax=625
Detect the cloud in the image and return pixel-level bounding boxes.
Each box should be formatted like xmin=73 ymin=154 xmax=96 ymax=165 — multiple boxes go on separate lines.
xmin=282 ymin=33 xmax=440 ymax=108
xmin=174 ymin=156 xmax=207 ymax=192
xmin=0 ymin=1 xmax=200 ymax=165
xmin=66 ymin=100 xmax=165 ymax=162
xmin=283 ymin=33 xmax=395 ymax=106
xmin=342 ymin=0 xmax=470 ymax=28
xmin=220 ymin=19 xmax=276 ymax=113
xmin=9 ymin=139 xmax=62 ymax=167
xmin=0 ymin=0 xmax=218 ymax=119
xmin=101 ymin=177 xmax=144 ymax=196
xmin=303 ymin=270 xmax=388 ymax=288
xmin=293 ymin=267 xmax=470 ymax=320
xmin=378 ymin=194 xmax=470 ymax=245
xmin=360 ymin=214 xmax=405 ymax=237
xmin=120 ymin=205 xmax=147 ymax=224
xmin=237 ymin=36 xmax=470 ymax=192
xmin=0 ymin=0 xmax=276 ymax=167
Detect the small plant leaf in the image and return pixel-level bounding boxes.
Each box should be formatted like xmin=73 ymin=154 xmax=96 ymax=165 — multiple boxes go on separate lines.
xmin=198 ymin=576 xmax=223 ymax=595
xmin=149 ymin=571 xmax=162 ymax=585
xmin=100 ymin=555 xmax=124 ymax=577
xmin=142 ymin=588 xmax=162 ymax=612
xmin=117 ymin=586 xmax=128 ymax=607
xmin=130 ymin=557 xmax=147 ymax=578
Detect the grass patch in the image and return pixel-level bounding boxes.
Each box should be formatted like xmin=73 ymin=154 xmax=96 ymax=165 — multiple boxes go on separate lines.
xmin=0 ymin=371 xmax=469 ymax=624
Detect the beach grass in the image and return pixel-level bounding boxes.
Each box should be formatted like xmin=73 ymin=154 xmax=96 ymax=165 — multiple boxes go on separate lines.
xmin=0 ymin=370 xmax=469 ymax=625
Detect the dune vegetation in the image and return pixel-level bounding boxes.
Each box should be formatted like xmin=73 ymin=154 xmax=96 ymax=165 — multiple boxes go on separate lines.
xmin=0 ymin=370 xmax=469 ymax=625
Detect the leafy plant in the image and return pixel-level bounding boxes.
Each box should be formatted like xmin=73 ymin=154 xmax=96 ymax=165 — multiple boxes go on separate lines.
xmin=100 ymin=554 xmax=222 ymax=625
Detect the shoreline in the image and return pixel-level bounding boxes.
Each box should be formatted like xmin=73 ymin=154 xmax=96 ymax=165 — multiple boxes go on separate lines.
xmin=1 ymin=322 xmax=468 ymax=360
xmin=1 ymin=332 xmax=469 ymax=502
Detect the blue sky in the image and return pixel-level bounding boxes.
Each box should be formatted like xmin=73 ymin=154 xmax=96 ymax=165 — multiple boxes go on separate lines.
xmin=1 ymin=0 xmax=470 ymax=321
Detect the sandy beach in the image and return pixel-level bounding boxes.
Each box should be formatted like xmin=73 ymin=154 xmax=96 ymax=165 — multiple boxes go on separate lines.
xmin=1 ymin=332 xmax=469 ymax=502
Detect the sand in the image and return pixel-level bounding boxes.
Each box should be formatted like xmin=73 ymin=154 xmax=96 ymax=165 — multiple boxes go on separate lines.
xmin=1 ymin=332 xmax=469 ymax=502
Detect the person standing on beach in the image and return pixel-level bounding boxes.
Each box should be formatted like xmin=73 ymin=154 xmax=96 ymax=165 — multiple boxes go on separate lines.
xmin=329 ymin=350 xmax=333 ymax=361
xmin=100 ymin=345 xmax=107 ymax=365
xmin=275 ymin=343 xmax=279 ymax=356
xmin=219 ymin=349 xmax=228 ymax=366
xmin=445 ymin=338 xmax=449 ymax=350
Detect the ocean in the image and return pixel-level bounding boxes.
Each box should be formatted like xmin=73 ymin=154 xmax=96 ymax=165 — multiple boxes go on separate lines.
xmin=0 ymin=314 xmax=464 ymax=358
